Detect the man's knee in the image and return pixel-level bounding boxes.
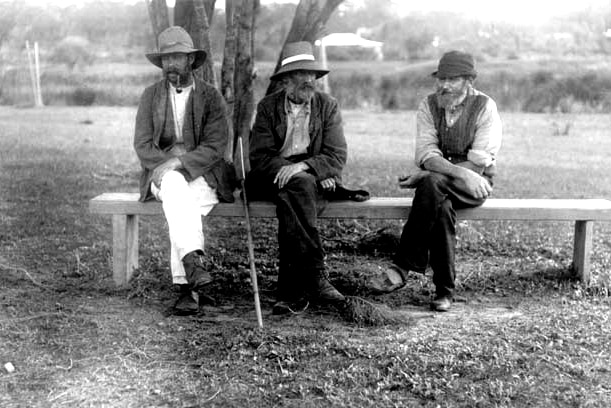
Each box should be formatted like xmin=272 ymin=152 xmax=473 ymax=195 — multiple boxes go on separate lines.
xmin=420 ymin=172 xmax=450 ymax=189
xmin=284 ymin=172 xmax=317 ymax=194
xmin=414 ymin=172 xmax=448 ymax=199
xmin=157 ymin=171 xmax=189 ymax=200
xmin=160 ymin=171 xmax=187 ymax=190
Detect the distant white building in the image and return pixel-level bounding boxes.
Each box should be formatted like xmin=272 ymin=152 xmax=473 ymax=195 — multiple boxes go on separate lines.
xmin=314 ymin=32 xmax=384 ymax=93
xmin=315 ymin=33 xmax=384 ymax=60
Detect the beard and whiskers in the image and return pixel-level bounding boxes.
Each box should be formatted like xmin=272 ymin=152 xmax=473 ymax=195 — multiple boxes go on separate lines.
xmin=436 ymin=87 xmax=467 ymax=110
xmin=164 ymin=66 xmax=192 ymax=90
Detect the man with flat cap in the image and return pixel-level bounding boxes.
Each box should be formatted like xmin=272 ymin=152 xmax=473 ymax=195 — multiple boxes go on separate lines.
xmin=134 ymin=26 xmax=234 ymax=315
xmin=373 ymin=50 xmax=502 ymax=312
xmin=247 ymin=41 xmax=350 ymax=315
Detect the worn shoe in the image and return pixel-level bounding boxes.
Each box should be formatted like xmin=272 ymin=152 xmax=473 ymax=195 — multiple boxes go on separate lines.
xmin=182 ymin=251 xmax=213 ymax=290
xmin=272 ymin=299 xmax=310 ymax=315
xmin=430 ymin=296 xmax=452 ymax=312
xmin=173 ymin=286 xmax=200 ymax=316
xmin=370 ymin=263 xmax=408 ymax=294
xmin=310 ymin=272 xmax=346 ymax=302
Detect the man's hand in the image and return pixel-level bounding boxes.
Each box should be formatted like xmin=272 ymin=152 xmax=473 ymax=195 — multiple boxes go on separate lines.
xmin=152 ymin=157 xmax=182 ymax=188
xmin=398 ymin=170 xmax=431 ymax=189
xmin=274 ymin=162 xmax=309 ymax=189
xmin=454 ymin=169 xmax=492 ymax=199
xmin=320 ymin=177 xmax=336 ymax=192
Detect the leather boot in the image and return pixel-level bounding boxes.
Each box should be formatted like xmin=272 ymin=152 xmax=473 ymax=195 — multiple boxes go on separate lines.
xmin=309 ymin=270 xmax=345 ymax=302
xmin=182 ymin=251 xmax=213 ymax=291
xmin=173 ymin=285 xmax=199 ymax=315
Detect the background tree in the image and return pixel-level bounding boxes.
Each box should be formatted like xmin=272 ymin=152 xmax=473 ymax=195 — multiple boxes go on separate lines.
xmin=145 ymin=0 xmax=259 ymax=168
xmin=174 ymin=0 xmax=217 ymax=84
xmin=144 ymin=0 xmax=343 ymax=167
xmin=265 ymin=0 xmax=344 ymax=95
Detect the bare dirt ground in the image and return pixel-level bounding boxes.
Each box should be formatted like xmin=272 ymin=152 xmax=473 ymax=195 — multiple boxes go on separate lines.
xmin=1 ymin=107 xmax=610 ymax=407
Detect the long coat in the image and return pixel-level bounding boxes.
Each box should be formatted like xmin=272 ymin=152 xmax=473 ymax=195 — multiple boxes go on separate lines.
xmin=247 ymin=89 xmax=347 ymax=188
xmin=133 ymin=78 xmax=234 ymax=202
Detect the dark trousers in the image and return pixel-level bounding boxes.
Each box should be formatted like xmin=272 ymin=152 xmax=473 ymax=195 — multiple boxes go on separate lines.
xmin=277 ymin=173 xmax=327 ymax=300
xmin=248 ymin=172 xmax=327 ymax=301
xmin=394 ymin=172 xmax=486 ymax=298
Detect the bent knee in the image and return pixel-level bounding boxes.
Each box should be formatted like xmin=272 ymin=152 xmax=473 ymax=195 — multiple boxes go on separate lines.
xmin=416 ymin=172 xmax=451 ymax=192
xmin=160 ymin=171 xmax=188 ymax=193
xmin=285 ymin=172 xmax=317 ymax=192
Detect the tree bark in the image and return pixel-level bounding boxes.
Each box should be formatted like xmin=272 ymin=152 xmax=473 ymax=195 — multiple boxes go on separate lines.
xmin=265 ymin=0 xmax=343 ymax=95
xmin=233 ymin=0 xmax=258 ymax=176
xmin=146 ymin=0 xmax=170 ymax=42
xmin=221 ymin=0 xmax=237 ymax=162
xmin=174 ymin=0 xmax=215 ymax=27
xmin=174 ymin=0 xmax=217 ymax=85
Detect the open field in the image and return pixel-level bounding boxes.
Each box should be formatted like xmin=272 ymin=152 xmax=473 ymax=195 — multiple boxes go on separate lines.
xmin=4 ymin=56 xmax=611 ymax=112
xmin=1 ymin=106 xmax=610 ymax=407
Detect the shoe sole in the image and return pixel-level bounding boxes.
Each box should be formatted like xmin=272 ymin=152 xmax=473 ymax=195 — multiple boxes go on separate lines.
xmin=273 ymin=301 xmax=310 ymax=315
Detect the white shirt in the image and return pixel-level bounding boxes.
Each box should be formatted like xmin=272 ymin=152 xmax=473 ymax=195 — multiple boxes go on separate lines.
xmin=280 ymin=97 xmax=311 ymax=158
xmin=168 ymin=82 xmax=194 ymax=156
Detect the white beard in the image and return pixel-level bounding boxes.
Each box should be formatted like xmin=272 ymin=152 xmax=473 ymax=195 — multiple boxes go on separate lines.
xmin=436 ymin=91 xmax=465 ymax=110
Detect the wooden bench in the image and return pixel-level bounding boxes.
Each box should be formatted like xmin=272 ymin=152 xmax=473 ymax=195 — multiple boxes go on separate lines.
xmin=89 ymin=193 xmax=611 ymax=286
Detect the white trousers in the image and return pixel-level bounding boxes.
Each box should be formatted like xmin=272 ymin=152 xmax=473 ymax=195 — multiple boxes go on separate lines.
xmin=151 ymin=171 xmax=218 ymax=284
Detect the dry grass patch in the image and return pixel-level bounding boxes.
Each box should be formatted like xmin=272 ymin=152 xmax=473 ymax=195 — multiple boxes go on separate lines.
xmin=1 ymin=107 xmax=610 ymax=407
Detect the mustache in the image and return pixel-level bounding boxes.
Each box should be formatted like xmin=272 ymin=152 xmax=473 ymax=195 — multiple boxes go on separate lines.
xmin=437 ymin=89 xmax=458 ymax=96
xmin=298 ymin=82 xmax=315 ymax=90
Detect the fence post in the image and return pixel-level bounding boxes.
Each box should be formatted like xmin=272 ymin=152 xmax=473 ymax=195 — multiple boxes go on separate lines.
xmin=34 ymin=42 xmax=43 ymax=107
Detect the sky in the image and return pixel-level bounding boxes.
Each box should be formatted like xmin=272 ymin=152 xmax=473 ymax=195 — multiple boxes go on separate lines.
xmin=22 ymin=0 xmax=611 ymax=26
xmin=391 ymin=0 xmax=609 ymax=24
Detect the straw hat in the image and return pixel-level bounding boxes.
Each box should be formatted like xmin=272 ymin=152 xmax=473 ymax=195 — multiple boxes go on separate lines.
xmin=145 ymin=26 xmax=207 ymax=69
xmin=270 ymin=41 xmax=329 ymax=81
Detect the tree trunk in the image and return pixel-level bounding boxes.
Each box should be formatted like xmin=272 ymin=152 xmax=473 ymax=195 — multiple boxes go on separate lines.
xmin=233 ymin=0 xmax=258 ymax=176
xmin=221 ymin=0 xmax=237 ymax=162
xmin=146 ymin=0 xmax=258 ymax=173
xmin=265 ymin=0 xmax=343 ymax=95
xmin=174 ymin=0 xmax=215 ymax=27
xmin=146 ymin=0 xmax=170 ymax=42
xmin=174 ymin=0 xmax=217 ymax=85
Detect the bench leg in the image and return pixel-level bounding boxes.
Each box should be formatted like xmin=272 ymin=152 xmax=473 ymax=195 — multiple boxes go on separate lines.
xmin=112 ymin=214 xmax=139 ymax=286
xmin=572 ymin=220 xmax=593 ymax=284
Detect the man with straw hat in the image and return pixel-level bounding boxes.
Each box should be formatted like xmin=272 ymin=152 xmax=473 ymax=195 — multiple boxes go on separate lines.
xmin=134 ymin=26 xmax=234 ymax=315
xmin=247 ymin=41 xmax=350 ymax=315
xmin=373 ymin=50 xmax=502 ymax=312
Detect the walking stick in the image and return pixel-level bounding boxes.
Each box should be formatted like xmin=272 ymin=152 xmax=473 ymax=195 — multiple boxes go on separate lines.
xmin=237 ymin=136 xmax=263 ymax=328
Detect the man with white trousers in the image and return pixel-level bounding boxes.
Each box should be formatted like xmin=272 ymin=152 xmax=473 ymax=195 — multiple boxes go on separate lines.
xmin=134 ymin=26 xmax=234 ymax=315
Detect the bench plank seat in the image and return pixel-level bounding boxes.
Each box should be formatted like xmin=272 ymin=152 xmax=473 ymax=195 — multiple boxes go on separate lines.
xmin=89 ymin=193 xmax=611 ymax=286
xmin=90 ymin=193 xmax=611 ymax=220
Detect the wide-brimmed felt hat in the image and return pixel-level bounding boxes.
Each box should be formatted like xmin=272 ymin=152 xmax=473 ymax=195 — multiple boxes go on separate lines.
xmin=270 ymin=41 xmax=329 ymax=81
xmin=432 ymin=50 xmax=477 ymax=79
xmin=145 ymin=26 xmax=207 ymax=69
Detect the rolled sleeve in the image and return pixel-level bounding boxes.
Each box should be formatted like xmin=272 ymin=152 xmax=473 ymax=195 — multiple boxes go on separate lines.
xmin=468 ymin=97 xmax=502 ymax=167
xmin=415 ymin=98 xmax=443 ymax=168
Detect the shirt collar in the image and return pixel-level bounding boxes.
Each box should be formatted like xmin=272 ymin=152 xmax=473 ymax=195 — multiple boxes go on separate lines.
xmin=284 ymin=92 xmax=311 ymax=115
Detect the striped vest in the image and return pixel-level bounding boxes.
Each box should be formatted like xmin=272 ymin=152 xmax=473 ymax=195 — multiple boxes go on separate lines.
xmin=427 ymin=93 xmax=488 ymax=164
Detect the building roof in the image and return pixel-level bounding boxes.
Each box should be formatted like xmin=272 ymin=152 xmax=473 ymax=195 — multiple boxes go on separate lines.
xmin=316 ymin=33 xmax=383 ymax=48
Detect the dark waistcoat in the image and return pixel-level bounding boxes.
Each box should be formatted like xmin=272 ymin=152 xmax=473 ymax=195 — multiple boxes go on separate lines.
xmin=427 ymin=93 xmax=488 ymax=164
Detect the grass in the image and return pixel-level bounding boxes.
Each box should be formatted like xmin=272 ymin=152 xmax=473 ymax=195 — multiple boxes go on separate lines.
xmin=5 ymin=56 xmax=611 ymax=112
xmin=0 ymin=106 xmax=610 ymax=407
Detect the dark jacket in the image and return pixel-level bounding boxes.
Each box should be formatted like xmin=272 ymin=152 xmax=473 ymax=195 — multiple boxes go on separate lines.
xmin=134 ymin=78 xmax=234 ymax=202
xmin=248 ymin=89 xmax=347 ymax=186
